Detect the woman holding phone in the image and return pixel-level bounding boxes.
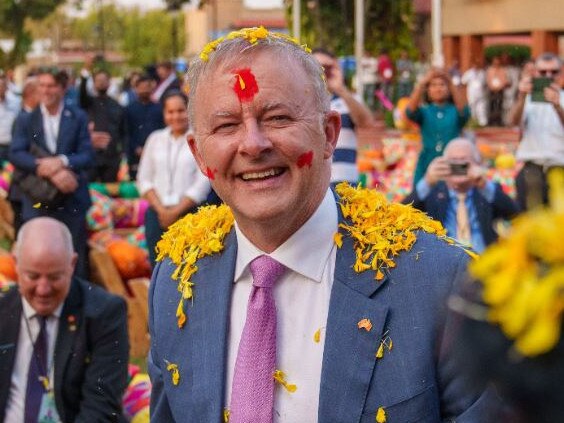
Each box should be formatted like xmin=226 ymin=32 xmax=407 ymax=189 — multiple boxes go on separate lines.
xmin=406 ymin=68 xmax=470 ymax=185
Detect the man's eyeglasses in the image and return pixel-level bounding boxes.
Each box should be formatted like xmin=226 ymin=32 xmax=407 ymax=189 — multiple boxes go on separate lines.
xmin=538 ymin=69 xmax=560 ymax=77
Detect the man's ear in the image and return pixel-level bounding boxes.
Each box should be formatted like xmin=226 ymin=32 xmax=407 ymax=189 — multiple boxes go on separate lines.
xmin=323 ymin=110 xmax=341 ymax=160
xmin=187 ymin=134 xmax=208 ymax=176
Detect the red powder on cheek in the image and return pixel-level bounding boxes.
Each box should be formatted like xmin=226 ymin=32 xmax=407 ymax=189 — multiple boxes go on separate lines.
xmin=205 ymin=167 xmax=217 ymax=180
xmin=297 ymin=151 xmax=314 ymax=168
xmin=232 ymin=68 xmax=259 ymax=102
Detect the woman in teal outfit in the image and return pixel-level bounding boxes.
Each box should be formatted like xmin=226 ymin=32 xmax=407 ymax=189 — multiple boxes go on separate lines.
xmin=406 ymin=69 xmax=470 ymax=184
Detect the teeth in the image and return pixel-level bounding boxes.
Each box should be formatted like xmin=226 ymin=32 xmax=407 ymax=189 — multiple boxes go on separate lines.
xmin=241 ymin=168 xmax=281 ymax=181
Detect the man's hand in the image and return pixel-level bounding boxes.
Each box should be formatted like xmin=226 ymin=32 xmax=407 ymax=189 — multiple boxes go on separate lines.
xmin=544 ymin=83 xmax=561 ymax=107
xmin=50 ymin=169 xmax=78 ymax=194
xmin=517 ymin=75 xmax=532 ymax=95
xmin=91 ymin=131 xmax=111 ymax=149
xmin=324 ymin=59 xmax=346 ymax=95
xmin=424 ymin=156 xmax=450 ymax=187
xmin=36 ymin=157 xmax=65 ymax=178
xmin=468 ymin=164 xmax=487 ymax=189
xmin=157 ymin=207 xmax=179 ymax=229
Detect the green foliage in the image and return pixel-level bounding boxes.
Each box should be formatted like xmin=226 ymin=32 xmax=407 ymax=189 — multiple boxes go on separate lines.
xmin=287 ymin=0 xmax=416 ymax=58
xmin=0 ymin=0 xmax=65 ymax=68
xmin=484 ymin=44 xmax=531 ymax=64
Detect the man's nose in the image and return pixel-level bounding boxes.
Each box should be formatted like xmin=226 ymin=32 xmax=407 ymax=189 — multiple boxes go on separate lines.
xmin=35 ymin=278 xmax=52 ymax=295
xmin=239 ymin=119 xmax=272 ymax=157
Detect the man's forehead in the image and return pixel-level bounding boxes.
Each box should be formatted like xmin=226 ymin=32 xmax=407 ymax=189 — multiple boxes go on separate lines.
xmin=537 ymin=59 xmax=559 ymax=69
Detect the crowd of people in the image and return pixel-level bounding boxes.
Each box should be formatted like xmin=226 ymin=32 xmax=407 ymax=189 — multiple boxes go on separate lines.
xmin=0 ymin=27 xmax=563 ymax=422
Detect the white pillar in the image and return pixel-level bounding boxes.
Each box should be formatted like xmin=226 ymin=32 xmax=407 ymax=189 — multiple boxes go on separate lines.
xmin=431 ymin=0 xmax=444 ymax=68
xmin=293 ymin=0 xmax=301 ymax=42
xmin=354 ymin=0 xmax=364 ymax=94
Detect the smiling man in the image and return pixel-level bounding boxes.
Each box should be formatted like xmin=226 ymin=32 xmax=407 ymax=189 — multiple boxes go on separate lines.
xmin=148 ymin=29 xmax=498 ymax=422
xmin=0 ymin=217 xmax=129 ymax=422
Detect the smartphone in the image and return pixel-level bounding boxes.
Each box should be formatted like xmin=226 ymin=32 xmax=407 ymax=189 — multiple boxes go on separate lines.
xmin=531 ymin=77 xmax=552 ymax=102
xmin=450 ymin=162 xmax=469 ymax=176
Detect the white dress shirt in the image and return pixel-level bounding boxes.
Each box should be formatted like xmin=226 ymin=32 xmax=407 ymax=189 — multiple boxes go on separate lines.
xmin=226 ymin=189 xmax=338 ymax=422
xmin=4 ymin=299 xmax=62 ymax=422
xmin=0 ymin=101 xmax=16 ymax=146
xmin=40 ymin=103 xmax=63 ymax=154
xmin=136 ymin=127 xmax=211 ymax=206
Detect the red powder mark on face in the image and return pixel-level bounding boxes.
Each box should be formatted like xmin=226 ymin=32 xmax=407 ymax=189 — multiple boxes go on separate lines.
xmin=297 ymin=151 xmax=314 ymax=168
xmin=232 ymin=68 xmax=259 ymax=102
xmin=205 ymin=167 xmax=216 ymax=180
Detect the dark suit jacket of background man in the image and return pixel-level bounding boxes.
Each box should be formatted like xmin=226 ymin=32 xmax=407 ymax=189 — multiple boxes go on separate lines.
xmin=403 ymin=181 xmax=518 ymax=246
xmin=0 ymin=278 xmax=129 ymax=423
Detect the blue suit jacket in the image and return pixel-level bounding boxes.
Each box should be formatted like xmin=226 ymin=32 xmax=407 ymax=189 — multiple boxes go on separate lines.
xmin=148 ymin=200 xmax=497 ymax=422
xmin=10 ymin=105 xmax=93 ymax=218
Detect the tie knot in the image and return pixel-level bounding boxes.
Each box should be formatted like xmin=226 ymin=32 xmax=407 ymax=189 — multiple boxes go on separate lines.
xmin=249 ymin=255 xmax=285 ymax=289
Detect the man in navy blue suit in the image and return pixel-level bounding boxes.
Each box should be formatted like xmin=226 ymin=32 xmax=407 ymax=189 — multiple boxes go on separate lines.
xmin=10 ymin=68 xmax=93 ymax=278
xmin=403 ymin=137 xmax=518 ymax=252
xmin=148 ymin=30 xmax=499 ymax=422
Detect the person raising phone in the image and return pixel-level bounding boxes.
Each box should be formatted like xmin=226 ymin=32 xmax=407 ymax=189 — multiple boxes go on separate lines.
xmin=403 ymin=138 xmax=517 ymax=252
xmin=509 ymin=52 xmax=564 ymax=211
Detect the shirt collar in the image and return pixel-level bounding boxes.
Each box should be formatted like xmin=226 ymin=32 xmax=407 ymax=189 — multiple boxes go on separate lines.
xmin=40 ymin=102 xmax=63 ymax=119
xmin=234 ymin=188 xmax=338 ymax=283
xmin=21 ymin=297 xmax=64 ymax=320
xmin=448 ymin=187 xmax=475 ymax=200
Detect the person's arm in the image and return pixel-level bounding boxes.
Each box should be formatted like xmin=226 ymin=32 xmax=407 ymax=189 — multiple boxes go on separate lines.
xmin=508 ymin=76 xmax=532 ymax=126
xmin=326 ymin=59 xmax=374 ymax=128
xmin=448 ymin=77 xmax=468 ymax=115
xmin=74 ymin=295 xmax=129 ymax=422
xmin=9 ymin=112 xmax=38 ymax=172
xmin=545 ymin=84 xmax=564 ymax=127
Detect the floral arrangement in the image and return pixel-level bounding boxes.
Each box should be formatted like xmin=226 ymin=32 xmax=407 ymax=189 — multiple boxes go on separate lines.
xmin=470 ymin=170 xmax=564 ymax=357
xmin=199 ymin=26 xmax=311 ymax=62
xmin=157 ymin=183 xmax=449 ymax=328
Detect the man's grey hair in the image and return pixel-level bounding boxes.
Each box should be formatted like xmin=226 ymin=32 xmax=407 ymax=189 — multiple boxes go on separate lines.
xmin=443 ymin=137 xmax=482 ymax=163
xmin=14 ymin=217 xmax=74 ymax=260
xmin=186 ymin=31 xmax=331 ymax=130
xmin=536 ymin=52 xmax=562 ymax=67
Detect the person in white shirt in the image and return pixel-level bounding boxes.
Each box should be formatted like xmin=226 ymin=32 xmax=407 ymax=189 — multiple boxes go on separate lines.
xmin=509 ymin=52 xmax=564 ymax=211
xmin=136 ymin=90 xmax=211 ymax=266
xmin=0 ymin=75 xmax=17 ymax=162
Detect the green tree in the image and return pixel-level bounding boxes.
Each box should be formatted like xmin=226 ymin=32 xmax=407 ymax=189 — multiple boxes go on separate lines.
xmin=0 ymin=0 xmax=65 ymax=68
xmin=286 ymin=0 xmax=416 ymax=58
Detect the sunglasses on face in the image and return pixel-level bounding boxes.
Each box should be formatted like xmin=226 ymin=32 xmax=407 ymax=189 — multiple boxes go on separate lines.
xmin=538 ymin=69 xmax=560 ymax=77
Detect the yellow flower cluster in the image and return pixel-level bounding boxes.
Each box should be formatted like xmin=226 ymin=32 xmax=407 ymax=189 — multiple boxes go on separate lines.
xmin=199 ymin=26 xmax=311 ymax=62
xmin=156 ymin=204 xmax=235 ymax=328
xmin=470 ymin=170 xmax=564 ymax=357
xmin=335 ymin=182 xmax=446 ymax=280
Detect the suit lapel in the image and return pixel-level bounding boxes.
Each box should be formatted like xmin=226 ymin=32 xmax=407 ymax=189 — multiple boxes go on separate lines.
xmin=318 ymin=201 xmax=390 ymax=423
xmin=31 ymin=109 xmax=49 ymax=152
xmin=188 ymin=230 xmax=237 ymax=421
xmin=54 ymin=278 xmax=82 ymax=417
xmin=56 ymin=107 xmax=73 ymax=154
xmin=431 ymin=182 xmax=449 ymax=223
xmin=0 ymin=290 xmax=22 ymax=418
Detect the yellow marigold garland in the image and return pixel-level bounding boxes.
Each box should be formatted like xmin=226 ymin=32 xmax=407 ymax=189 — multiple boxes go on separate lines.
xmin=157 ymin=183 xmax=448 ymax=328
xmin=199 ymin=26 xmax=311 ymax=62
xmin=469 ymin=170 xmax=564 ymax=357
xmin=335 ymin=183 xmax=446 ymax=280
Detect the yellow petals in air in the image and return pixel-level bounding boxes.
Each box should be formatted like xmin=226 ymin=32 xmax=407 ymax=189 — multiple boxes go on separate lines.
xmin=313 ymin=328 xmax=322 ymax=343
xmin=33 ymin=202 xmax=41 ymax=208
xmin=223 ymin=409 xmax=230 ymax=422
xmin=357 ymin=318 xmax=373 ymax=332
xmin=333 ymin=232 xmax=343 ymax=248
xmin=376 ymin=407 xmax=387 ymax=422
xmin=273 ymin=370 xmax=297 ymax=393
xmin=165 ymin=361 xmax=180 ymax=386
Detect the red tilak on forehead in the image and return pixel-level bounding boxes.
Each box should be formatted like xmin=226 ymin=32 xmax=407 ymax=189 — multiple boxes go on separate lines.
xmin=232 ymin=68 xmax=259 ymax=102
xmin=297 ymin=151 xmax=314 ymax=168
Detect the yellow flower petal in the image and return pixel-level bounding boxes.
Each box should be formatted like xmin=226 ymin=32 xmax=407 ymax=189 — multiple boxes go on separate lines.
xmin=376 ymin=407 xmax=387 ymax=422
xmin=33 ymin=202 xmax=41 ymax=208
xmin=165 ymin=361 xmax=180 ymax=386
xmin=376 ymin=343 xmax=384 ymax=359
xmin=273 ymin=370 xmax=297 ymax=393
xmin=223 ymin=409 xmax=230 ymax=422
xmin=334 ymin=232 xmax=343 ymax=248
xmin=313 ymin=328 xmax=322 ymax=343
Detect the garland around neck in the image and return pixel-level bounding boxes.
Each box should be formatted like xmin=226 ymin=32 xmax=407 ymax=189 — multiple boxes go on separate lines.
xmin=157 ymin=183 xmax=449 ymax=329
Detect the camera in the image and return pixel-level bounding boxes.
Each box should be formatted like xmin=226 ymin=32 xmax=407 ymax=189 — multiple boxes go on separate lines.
xmin=531 ymin=77 xmax=552 ymax=102
xmin=450 ymin=162 xmax=469 ymax=176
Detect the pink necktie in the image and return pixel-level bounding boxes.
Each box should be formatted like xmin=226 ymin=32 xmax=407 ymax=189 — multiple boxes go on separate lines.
xmin=230 ymin=255 xmax=286 ymax=423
